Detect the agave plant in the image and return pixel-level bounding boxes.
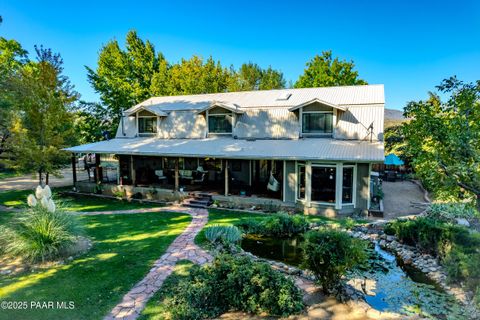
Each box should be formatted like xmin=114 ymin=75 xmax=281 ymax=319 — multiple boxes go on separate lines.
xmin=204 ymin=225 xmax=242 ymax=244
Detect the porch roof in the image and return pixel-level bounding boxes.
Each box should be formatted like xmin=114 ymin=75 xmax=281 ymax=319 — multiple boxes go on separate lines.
xmin=65 ymin=137 xmax=384 ymax=162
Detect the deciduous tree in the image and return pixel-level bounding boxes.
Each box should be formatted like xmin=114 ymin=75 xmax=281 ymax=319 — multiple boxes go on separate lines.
xmin=295 ymin=51 xmax=367 ymax=88
xmin=403 ymin=77 xmax=480 ymax=210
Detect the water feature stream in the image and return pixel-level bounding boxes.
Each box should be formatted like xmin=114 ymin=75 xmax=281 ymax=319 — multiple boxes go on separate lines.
xmin=241 ymin=235 xmax=465 ymax=318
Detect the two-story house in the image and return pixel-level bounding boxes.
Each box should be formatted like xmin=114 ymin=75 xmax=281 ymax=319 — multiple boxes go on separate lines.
xmin=66 ymin=84 xmax=384 ymax=216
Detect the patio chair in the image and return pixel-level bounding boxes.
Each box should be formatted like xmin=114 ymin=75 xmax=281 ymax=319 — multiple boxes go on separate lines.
xmin=386 ymin=171 xmax=396 ymax=182
xmin=155 ymin=170 xmax=167 ymax=183
xmin=192 ymin=172 xmax=206 ymax=184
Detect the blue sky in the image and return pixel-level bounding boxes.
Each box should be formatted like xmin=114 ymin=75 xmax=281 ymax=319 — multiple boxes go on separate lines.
xmin=1 ymin=0 xmax=479 ymax=110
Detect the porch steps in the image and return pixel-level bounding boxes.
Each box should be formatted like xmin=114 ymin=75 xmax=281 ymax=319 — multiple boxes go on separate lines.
xmin=182 ymin=192 xmax=214 ymax=209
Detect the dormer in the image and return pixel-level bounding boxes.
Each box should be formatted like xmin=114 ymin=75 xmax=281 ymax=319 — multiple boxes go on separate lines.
xmin=289 ymin=98 xmax=347 ymax=138
xmin=197 ymin=102 xmax=244 ymax=136
xmin=124 ymin=106 xmax=168 ymax=137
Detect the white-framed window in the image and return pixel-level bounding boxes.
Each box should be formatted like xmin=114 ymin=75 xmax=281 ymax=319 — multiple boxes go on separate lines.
xmin=342 ymin=165 xmax=356 ymax=205
xmin=207 ymin=111 xmax=233 ymax=134
xmin=302 ymin=111 xmax=333 ymax=134
xmin=138 ymin=116 xmax=157 ymax=134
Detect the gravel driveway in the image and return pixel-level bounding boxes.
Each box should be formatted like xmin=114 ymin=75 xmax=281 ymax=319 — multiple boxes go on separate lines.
xmin=382 ymin=180 xmax=427 ymax=219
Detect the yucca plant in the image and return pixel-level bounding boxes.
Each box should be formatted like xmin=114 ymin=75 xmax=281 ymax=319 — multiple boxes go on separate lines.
xmin=0 ymin=186 xmax=82 ymax=262
xmin=204 ymin=225 xmax=242 ymax=245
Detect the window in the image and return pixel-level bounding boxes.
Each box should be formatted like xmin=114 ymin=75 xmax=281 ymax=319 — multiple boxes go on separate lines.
xmin=297 ymin=164 xmax=306 ymax=200
xmin=311 ymin=166 xmax=336 ymax=203
xmin=208 ymin=114 xmax=233 ymax=134
xmin=302 ymin=112 xmax=333 ymax=134
xmin=342 ymin=167 xmax=354 ymax=204
xmin=138 ymin=117 xmax=157 ymax=134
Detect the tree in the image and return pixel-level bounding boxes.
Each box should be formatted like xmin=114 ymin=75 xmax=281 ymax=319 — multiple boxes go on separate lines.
xmin=403 ymin=77 xmax=480 ymax=210
xmin=228 ymin=63 xmax=285 ymax=91
xmin=295 ymin=51 xmax=367 ymax=88
xmin=0 ymin=37 xmax=28 ymax=157
xmin=6 ymin=47 xmax=78 ymax=184
xmin=73 ymin=102 xmax=112 ymax=144
xmin=86 ymin=30 xmax=166 ymax=134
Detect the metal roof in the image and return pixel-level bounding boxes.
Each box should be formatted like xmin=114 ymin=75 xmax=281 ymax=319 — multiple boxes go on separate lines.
xmin=65 ymin=137 xmax=384 ymax=162
xmin=126 ymin=84 xmax=384 ymax=113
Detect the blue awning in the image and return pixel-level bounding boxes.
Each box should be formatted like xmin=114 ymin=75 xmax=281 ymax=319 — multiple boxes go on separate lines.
xmin=384 ymin=153 xmax=404 ymax=166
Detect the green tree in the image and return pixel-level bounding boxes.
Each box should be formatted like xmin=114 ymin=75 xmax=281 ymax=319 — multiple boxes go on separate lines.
xmin=229 ymin=63 xmax=285 ymax=91
xmin=403 ymin=77 xmax=480 ymax=210
xmin=86 ymin=30 xmax=166 ymax=133
xmin=6 ymin=47 xmax=78 ymax=184
xmin=0 ymin=37 xmax=28 ymax=157
xmin=295 ymin=51 xmax=367 ymax=88
xmin=73 ymin=102 xmax=112 ymax=144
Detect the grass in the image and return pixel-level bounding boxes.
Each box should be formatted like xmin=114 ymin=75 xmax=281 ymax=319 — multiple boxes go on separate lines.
xmin=0 ymin=188 xmax=159 ymax=212
xmin=0 ymin=211 xmax=191 ymax=320
xmin=138 ymin=260 xmax=194 ymax=320
xmin=0 ymin=169 xmax=21 ymax=180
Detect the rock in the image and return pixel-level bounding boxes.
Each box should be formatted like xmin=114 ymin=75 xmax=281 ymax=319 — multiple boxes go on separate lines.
xmin=0 ymin=269 xmax=12 ymax=275
xmin=386 ymin=235 xmax=395 ymax=242
xmin=455 ymin=218 xmax=470 ymax=227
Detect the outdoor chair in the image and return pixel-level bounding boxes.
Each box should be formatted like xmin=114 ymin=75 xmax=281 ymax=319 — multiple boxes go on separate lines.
xmin=155 ymin=170 xmax=167 ymax=184
xmin=192 ymin=172 xmax=206 ymax=184
xmin=386 ymin=171 xmax=397 ymax=182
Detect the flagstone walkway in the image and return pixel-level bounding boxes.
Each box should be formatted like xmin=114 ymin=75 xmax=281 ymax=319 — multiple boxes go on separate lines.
xmin=77 ymin=205 xmax=212 ymax=320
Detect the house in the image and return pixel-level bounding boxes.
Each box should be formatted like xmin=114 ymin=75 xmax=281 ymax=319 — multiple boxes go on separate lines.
xmin=65 ymin=85 xmax=384 ymax=216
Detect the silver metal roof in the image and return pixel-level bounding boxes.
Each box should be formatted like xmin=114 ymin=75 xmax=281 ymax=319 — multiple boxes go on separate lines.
xmin=65 ymin=137 xmax=384 ymax=162
xmin=126 ymin=84 xmax=384 ymax=113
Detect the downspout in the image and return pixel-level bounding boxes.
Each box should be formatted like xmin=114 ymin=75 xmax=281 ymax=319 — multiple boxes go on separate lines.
xmin=121 ymin=111 xmax=126 ymax=136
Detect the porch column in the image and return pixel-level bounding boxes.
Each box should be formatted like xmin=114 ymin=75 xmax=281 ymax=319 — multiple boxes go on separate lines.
xmin=174 ymin=158 xmax=179 ymax=191
xmin=130 ymin=155 xmax=136 ymax=186
xmin=335 ymin=163 xmax=343 ymax=210
xmin=94 ymin=153 xmax=101 ymax=183
xmin=305 ymin=161 xmax=312 ymax=207
xmin=71 ymin=153 xmax=77 ymax=189
xmin=224 ymin=159 xmax=229 ymax=196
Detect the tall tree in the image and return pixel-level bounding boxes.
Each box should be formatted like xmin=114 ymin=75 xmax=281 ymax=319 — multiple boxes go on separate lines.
xmin=6 ymin=47 xmax=78 ymax=184
xmin=229 ymin=63 xmax=285 ymax=91
xmin=403 ymin=77 xmax=480 ymax=210
xmin=295 ymin=51 xmax=367 ymax=88
xmin=0 ymin=37 xmax=28 ymax=157
xmin=86 ymin=30 xmax=166 ymax=133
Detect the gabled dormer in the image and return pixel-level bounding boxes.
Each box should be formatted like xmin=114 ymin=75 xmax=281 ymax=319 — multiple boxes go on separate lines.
xmin=289 ymin=98 xmax=347 ymax=138
xmin=197 ymin=102 xmax=244 ymax=137
xmin=124 ymin=106 xmax=168 ymax=137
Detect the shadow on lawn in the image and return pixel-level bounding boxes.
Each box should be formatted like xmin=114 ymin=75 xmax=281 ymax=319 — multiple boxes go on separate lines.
xmin=0 ymin=211 xmax=191 ymax=320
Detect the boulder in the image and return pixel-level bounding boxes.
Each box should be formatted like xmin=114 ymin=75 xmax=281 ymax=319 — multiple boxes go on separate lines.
xmin=455 ymin=218 xmax=470 ymax=227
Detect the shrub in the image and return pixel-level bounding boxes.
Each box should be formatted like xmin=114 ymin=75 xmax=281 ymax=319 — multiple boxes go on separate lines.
xmin=301 ymin=229 xmax=367 ymax=294
xmin=164 ymin=254 xmax=304 ymax=319
xmin=239 ymin=213 xmax=308 ymax=237
xmin=204 ymin=225 xmax=242 ymax=244
xmin=0 ymin=187 xmax=82 ymax=262
xmin=427 ymin=202 xmax=478 ymax=222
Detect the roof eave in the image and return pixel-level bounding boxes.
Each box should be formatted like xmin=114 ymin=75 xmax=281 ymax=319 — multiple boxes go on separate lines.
xmin=288 ymin=98 xmax=347 ymax=112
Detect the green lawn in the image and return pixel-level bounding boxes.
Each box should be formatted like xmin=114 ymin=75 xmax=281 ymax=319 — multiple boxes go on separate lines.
xmin=0 ymin=169 xmax=21 ymax=180
xmin=0 ymin=211 xmax=191 ymax=320
xmin=0 ymin=188 xmax=159 ymax=212
xmin=139 ymin=260 xmax=194 ymax=320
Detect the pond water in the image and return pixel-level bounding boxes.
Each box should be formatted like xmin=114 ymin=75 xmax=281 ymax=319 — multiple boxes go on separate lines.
xmin=241 ymin=235 xmax=465 ymax=319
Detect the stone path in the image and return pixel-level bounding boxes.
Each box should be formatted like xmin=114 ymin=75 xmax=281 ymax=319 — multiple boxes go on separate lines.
xmin=100 ymin=206 xmax=213 ymax=320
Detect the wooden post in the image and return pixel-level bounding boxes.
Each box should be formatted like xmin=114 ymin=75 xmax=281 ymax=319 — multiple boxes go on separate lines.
xmin=174 ymin=158 xmax=180 ymax=191
xmin=71 ymin=153 xmax=77 ymax=188
xmin=224 ymin=159 xmax=229 ymax=196
xmin=95 ymin=153 xmax=101 ymax=183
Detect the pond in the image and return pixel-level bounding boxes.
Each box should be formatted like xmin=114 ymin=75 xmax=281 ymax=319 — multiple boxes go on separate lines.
xmin=241 ymin=235 xmax=465 ymax=319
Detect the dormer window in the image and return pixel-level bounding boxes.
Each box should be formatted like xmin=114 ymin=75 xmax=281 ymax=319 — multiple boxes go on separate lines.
xmin=302 ymin=112 xmax=333 ymax=134
xmin=208 ymin=113 xmax=233 ymax=134
xmin=138 ymin=116 xmax=157 ymax=134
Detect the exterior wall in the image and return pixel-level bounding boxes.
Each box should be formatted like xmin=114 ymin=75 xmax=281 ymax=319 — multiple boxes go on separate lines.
xmin=356 ymin=163 xmax=370 ymax=213
xmin=284 ymin=161 xmax=296 ymax=203
xmin=335 ymin=104 xmax=384 ymax=141
xmin=116 ymin=104 xmax=384 ymax=141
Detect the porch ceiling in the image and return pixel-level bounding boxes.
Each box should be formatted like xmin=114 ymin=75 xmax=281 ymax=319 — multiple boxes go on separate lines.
xmin=65 ymin=137 xmax=384 ymax=162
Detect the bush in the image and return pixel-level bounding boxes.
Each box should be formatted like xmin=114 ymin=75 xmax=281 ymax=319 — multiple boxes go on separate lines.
xmin=164 ymin=254 xmax=304 ymax=319
xmin=301 ymin=229 xmax=367 ymax=294
xmin=427 ymin=202 xmax=478 ymax=222
xmin=0 ymin=204 xmax=81 ymax=262
xmin=204 ymin=225 xmax=242 ymax=244
xmin=0 ymin=187 xmax=82 ymax=262
xmin=239 ymin=213 xmax=308 ymax=237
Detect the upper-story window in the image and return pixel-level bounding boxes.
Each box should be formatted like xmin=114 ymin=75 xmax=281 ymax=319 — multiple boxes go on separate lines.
xmin=138 ymin=116 xmax=157 ymax=134
xmin=302 ymin=111 xmax=333 ymax=134
xmin=208 ymin=113 xmax=233 ymax=134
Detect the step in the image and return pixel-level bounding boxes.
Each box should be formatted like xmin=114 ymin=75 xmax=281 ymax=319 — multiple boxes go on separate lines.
xmin=182 ymin=202 xmax=208 ymax=209
xmin=189 ymin=199 xmax=211 ymax=205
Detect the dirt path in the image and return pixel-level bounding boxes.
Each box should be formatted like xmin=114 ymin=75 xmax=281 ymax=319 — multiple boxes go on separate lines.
xmin=0 ymin=168 xmax=89 ymax=192
xmin=382 ymin=180 xmax=427 ymax=219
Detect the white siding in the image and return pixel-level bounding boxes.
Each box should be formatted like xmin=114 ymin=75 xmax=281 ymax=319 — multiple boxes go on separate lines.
xmin=335 ymin=104 xmax=384 ymax=141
